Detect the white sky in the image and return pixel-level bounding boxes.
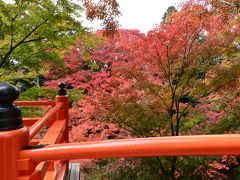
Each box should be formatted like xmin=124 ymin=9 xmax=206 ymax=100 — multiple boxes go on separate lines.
xmin=83 ymin=0 xmax=182 ymax=33
xmin=3 ymin=0 xmax=182 ymax=33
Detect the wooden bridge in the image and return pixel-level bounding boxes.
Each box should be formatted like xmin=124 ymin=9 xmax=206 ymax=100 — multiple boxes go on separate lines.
xmin=1 ymin=82 xmax=240 ymax=179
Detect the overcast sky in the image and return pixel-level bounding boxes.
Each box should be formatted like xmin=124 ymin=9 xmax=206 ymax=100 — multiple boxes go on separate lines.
xmin=84 ymin=0 xmax=182 ymax=33
xmin=3 ymin=0 xmax=182 ymax=33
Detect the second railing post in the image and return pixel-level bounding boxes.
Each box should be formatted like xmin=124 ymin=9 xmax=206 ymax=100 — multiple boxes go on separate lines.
xmin=55 ymin=82 xmax=69 ymax=175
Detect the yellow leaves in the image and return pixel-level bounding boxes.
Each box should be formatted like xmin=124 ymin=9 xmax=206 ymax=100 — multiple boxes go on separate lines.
xmin=219 ymin=59 xmax=233 ymax=68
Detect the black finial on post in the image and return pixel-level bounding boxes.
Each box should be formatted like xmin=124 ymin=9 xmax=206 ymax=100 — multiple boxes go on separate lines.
xmin=0 ymin=83 xmax=23 ymax=131
xmin=57 ymin=82 xmax=67 ymax=95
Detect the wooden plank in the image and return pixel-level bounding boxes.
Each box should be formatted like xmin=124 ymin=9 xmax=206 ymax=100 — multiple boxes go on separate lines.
xmin=23 ymin=118 xmax=40 ymax=126
xmin=36 ymin=119 xmax=66 ymax=179
xmin=69 ymin=163 xmax=80 ymax=180
xmin=29 ymin=139 xmax=40 ymax=145
xmin=39 ymin=119 xmax=66 ymax=145
xmin=29 ymin=103 xmax=63 ymax=140
xmin=38 ymin=161 xmax=50 ymax=179
xmin=43 ymin=170 xmax=55 ymax=180
xmin=56 ymin=163 xmax=67 ymax=180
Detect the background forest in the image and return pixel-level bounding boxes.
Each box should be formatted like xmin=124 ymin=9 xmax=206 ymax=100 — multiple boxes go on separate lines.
xmin=0 ymin=0 xmax=240 ymax=179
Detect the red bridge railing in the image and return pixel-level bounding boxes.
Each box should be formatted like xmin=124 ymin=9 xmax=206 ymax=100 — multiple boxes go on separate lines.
xmin=0 ymin=82 xmax=240 ymax=179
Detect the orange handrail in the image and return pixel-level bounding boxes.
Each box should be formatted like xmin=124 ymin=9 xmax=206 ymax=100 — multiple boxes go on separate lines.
xmin=18 ymin=134 xmax=240 ymax=162
xmin=15 ymin=101 xmax=56 ymax=106
xmin=29 ymin=103 xmax=63 ymax=140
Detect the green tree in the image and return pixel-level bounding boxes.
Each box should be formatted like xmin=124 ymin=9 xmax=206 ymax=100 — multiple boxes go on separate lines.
xmin=162 ymin=6 xmax=177 ymax=23
xmin=0 ymin=0 xmax=83 ymax=71
xmin=0 ymin=0 xmax=120 ymax=73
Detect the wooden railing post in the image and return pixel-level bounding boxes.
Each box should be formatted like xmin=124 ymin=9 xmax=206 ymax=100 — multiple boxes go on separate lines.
xmin=55 ymin=82 xmax=69 ymax=176
xmin=56 ymin=82 xmax=69 ymax=143
xmin=0 ymin=83 xmax=29 ymax=179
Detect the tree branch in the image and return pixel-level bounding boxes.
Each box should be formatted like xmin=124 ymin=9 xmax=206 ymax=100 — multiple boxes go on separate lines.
xmin=127 ymin=70 xmax=170 ymax=110
xmin=0 ymin=18 xmax=49 ymax=68
xmin=155 ymin=156 xmax=168 ymax=177
xmin=15 ymin=18 xmax=49 ymax=48
xmin=22 ymin=37 xmax=45 ymax=44
xmin=220 ymin=0 xmax=240 ymax=7
xmin=10 ymin=14 xmax=19 ymax=48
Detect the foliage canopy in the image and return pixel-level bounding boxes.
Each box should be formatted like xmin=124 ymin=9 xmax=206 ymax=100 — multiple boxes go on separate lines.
xmin=0 ymin=0 xmax=120 ymax=73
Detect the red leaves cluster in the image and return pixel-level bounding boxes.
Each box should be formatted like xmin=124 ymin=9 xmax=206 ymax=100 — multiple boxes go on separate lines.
xmin=46 ymin=1 xmax=239 ymax=133
xmin=45 ymin=1 xmax=240 ymax=177
xmin=83 ymin=0 xmax=121 ymax=36
xmin=207 ymin=156 xmax=239 ymax=179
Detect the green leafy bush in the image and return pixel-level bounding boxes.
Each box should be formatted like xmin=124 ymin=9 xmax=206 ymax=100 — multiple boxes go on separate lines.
xmin=210 ymin=104 xmax=240 ymax=134
xmin=18 ymin=86 xmax=83 ymax=117
xmin=19 ymin=86 xmax=56 ymax=101
xmin=68 ymin=89 xmax=84 ymax=107
xmin=83 ymin=158 xmax=159 ymax=180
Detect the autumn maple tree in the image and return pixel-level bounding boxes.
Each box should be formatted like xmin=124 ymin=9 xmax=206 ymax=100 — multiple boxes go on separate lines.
xmin=44 ymin=0 xmax=240 ymax=178
xmin=78 ymin=0 xmax=240 ymax=138
xmin=70 ymin=1 xmax=239 ymax=178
